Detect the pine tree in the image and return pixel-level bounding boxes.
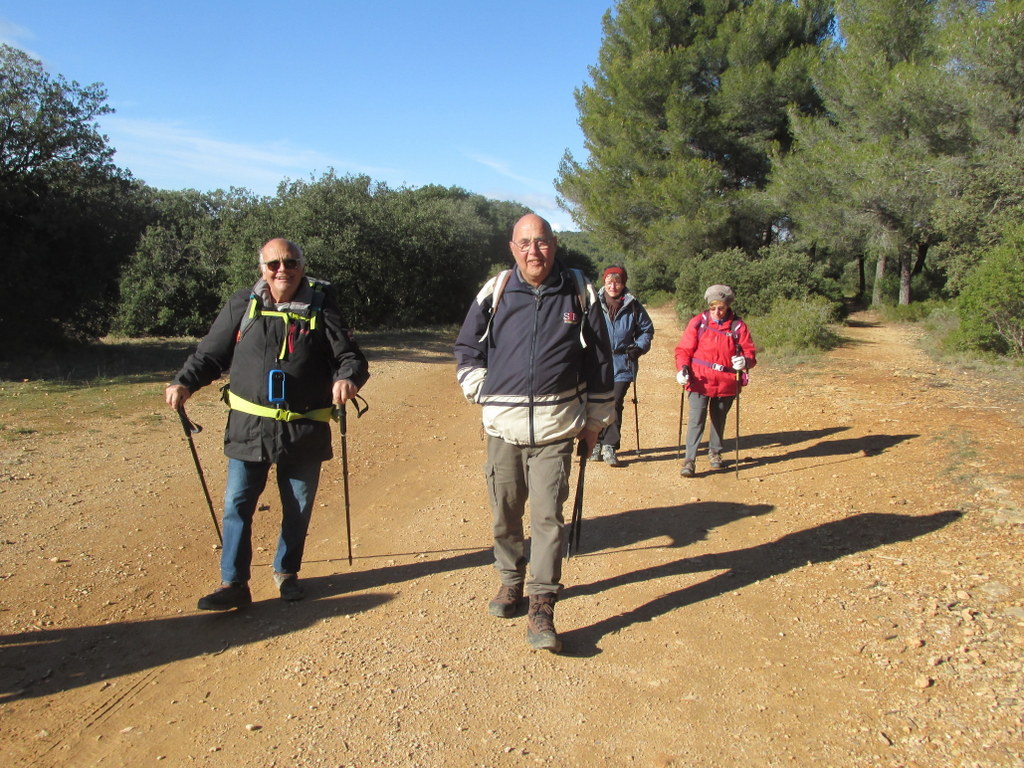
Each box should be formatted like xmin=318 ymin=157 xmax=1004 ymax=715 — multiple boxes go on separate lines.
xmin=557 ymin=0 xmax=834 ymax=293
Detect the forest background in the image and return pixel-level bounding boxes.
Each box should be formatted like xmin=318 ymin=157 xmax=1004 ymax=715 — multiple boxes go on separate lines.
xmin=1 ymin=0 xmax=1022 ymax=365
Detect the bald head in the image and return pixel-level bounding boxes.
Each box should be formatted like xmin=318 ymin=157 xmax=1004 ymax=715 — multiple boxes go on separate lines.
xmin=258 ymin=238 xmax=306 ymax=303
xmin=259 ymin=238 xmax=303 ymax=263
xmin=509 ymin=214 xmax=557 ymax=287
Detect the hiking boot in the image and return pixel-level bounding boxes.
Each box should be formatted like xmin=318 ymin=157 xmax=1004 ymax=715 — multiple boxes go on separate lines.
xmin=197 ymin=583 xmax=252 ymax=611
xmin=527 ymin=593 xmax=562 ymax=653
xmin=601 ymin=444 xmax=622 ymax=467
xmin=590 ymin=443 xmax=601 ymax=461
xmin=709 ymin=451 xmax=723 ymax=469
xmin=488 ymin=583 xmax=524 ymax=618
xmin=274 ymin=572 xmax=305 ymax=602
xmin=680 ymin=459 xmax=696 ymax=478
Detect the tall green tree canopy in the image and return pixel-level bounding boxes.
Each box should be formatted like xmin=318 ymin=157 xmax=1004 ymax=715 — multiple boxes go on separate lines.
xmin=557 ymin=0 xmax=835 ymax=293
xmin=0 ymin=44 xmax=148 ymax=346
xmin=771 ymin=0 xmax=974 ymax=305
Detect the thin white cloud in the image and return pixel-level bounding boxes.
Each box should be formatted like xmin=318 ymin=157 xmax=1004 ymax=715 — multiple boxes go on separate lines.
xmin=480 ymin=188 xmax=573 ymax=232
xmin=0 ymin=18 xmax=39 ymax=57
xmin=467 ymin=151 xmax=544 ymax=189
xmin=102 ymin=116 xmax=398 ymax=194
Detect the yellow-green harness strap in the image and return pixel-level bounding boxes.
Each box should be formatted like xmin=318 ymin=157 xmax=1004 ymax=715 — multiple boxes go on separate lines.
xmin=226 ymin=389 xmax=335 ymax=423
xmin=243 ymin=296 xmax=322 ymax=361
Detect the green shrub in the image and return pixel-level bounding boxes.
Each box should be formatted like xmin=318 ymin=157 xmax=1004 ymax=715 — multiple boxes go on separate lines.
xmin=878 ymin=299 xmax=944 ymax=323
xmin=673 ymin=244 xmax=843 ymax=323
xmin=748 ymin=296 xmax=842 ymax=354
xmin=953 ymin=223 xmax=1024 ymax=357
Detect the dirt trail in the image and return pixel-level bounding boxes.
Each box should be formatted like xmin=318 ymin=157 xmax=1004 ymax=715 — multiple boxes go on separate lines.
xmin=1 ymin=306 xmax=1022 ymax=767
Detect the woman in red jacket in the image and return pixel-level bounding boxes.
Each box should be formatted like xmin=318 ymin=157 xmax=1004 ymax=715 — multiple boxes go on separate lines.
xmin=674 ymin=284 xmax=757 ymax=477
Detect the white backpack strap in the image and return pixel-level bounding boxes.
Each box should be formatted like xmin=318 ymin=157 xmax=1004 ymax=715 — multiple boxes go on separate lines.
xmin=477 ymin=269 xmax=512 ymax=343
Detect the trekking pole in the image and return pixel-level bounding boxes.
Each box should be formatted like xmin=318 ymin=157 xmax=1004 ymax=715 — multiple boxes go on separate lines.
xmin=631 ymin=374 xmax=641 ymax=457
xmin=734 ymin=384 xmax=741 ymax=478
xmin=566 ymin=439 xmax=588 ymax=559
xmin=338 ymin=394 xmax=369 ymax=566
xmin=176 ymin=406 xmax=222 ymax=546
xmin=734 ymin=347 xmax=742 ymax=479
xmin=677 ymin=389 xmax=685 ymax=458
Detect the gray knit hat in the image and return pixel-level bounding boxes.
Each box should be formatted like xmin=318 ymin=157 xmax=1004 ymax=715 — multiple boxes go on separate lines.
xmin=704 ymin=284 xmax=736 ymax=305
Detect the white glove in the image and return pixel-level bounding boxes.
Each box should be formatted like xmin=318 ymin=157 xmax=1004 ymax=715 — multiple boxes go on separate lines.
xmin=731 ymin=355 xmax=746 ymax=371
xmin=676 ymin=369 xmax=689 ymax=385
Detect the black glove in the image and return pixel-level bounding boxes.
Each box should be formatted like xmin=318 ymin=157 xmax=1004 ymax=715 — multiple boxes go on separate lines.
xmin=625 ymin=344 xmax=642 ymax=361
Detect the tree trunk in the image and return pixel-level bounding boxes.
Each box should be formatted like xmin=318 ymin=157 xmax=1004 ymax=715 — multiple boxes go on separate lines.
xmin=899 ymin=249 xmax=912 ymax=305
xmin=858 ymin=254 xmax=866 ymax=300
xmin=872 ymin=253 xmax=887 ymax=306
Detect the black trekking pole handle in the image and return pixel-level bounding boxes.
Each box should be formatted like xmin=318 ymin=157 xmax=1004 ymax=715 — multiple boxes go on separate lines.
xmin=176 ymin=406 xmax=223 ymax=545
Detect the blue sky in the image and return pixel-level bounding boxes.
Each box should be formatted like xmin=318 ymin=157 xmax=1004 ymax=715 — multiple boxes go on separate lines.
xmin=1 ymin=1 xmax=612 ymax=231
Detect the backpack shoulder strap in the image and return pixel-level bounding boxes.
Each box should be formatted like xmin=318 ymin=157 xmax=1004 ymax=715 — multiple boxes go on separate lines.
xmin=569 ymin=268 xmax=595 ymax=348
xmin=696 ymin=312 xmax=710 ymax=341
xmin=568 ymin=268 xmax=593 ymax=313
xmin=490 ymin=269 xmax=512 ymax=316
xmin=476 ymin=269 xmax=512 ymax=343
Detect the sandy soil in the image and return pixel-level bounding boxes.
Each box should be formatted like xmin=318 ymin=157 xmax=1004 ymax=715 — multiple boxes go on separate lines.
xmin=1 ymin=306 xmax=1022 ymax=768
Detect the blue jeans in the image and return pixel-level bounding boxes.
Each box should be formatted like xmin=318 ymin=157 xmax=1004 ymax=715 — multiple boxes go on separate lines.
xmin=220 ymin=458 xmax=322 ymax=584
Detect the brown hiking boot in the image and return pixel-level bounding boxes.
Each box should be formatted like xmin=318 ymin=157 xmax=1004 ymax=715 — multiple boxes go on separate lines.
xmin=488 ymin=583 xmax=523 ymax=618
xmin=527 ymin=593 xmax=562 ymax=652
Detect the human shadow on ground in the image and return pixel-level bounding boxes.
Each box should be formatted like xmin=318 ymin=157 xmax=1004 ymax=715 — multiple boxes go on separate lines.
xmin=570 ymin=501 xmax=775 ymax=557
xmin=560 ymin=509 xmax=961 ymax=657
xmin=620 ymin=429 xmax=915 ymax=475
xmin=622 ymin=427 xmax=852 ymax=466
xmin=740 ymin=433 xmax=918 ymax=471
xmin=0 ymin=547 xmax=490 ymax=702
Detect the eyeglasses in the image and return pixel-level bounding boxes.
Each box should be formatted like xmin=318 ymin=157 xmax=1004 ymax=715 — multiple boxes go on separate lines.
xmin=261 ymin=258 xmax=301 ymax=271
xmin=513 ymin=238 xmax=554 ymax=253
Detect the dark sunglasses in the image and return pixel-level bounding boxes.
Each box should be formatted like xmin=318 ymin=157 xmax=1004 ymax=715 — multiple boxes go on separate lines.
xmin=262 ymin=258 xmax=300 ymax=271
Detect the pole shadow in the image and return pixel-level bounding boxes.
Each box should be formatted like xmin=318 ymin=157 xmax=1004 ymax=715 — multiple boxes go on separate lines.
xmin=559 ymin=509 xmax=961 ymax=657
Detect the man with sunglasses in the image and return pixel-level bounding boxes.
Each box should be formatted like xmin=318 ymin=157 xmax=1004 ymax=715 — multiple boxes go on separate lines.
xmin=455 ymin=214 xmax=615 ymax=652
xmin=166 ymin=238 xmax=369 ymax=610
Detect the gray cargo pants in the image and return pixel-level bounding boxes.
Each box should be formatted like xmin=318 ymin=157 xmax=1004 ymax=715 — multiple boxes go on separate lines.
xmin=485 ymin=435 xmax=573 ymax=596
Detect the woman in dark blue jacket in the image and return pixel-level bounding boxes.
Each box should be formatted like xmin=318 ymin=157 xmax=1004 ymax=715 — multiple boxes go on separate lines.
xmin=593 ymin=266 xmax=655 ymax=466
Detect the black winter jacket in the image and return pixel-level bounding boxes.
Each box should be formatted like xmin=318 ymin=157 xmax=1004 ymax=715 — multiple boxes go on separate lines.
xmin=172 ymin=277 xmax=369 ymax=464
xmin=454 ymin=262 xmax=615 ymax=446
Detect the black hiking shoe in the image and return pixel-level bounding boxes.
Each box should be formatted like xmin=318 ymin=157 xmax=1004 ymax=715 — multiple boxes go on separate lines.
xmin=527 ymin=593 xmax=562 ymax=652
xmin=275 ymin=573 xmax=305 ymax=602
xmin=197 ymin=583 xmax=252 ymax=611
xmin=488 ymin=583 xmax=524 ymax=618
xmin=709 ymin=452 xmax=723 ymax=469
xmin=680 ymin=459 xmax=696 ymax=478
